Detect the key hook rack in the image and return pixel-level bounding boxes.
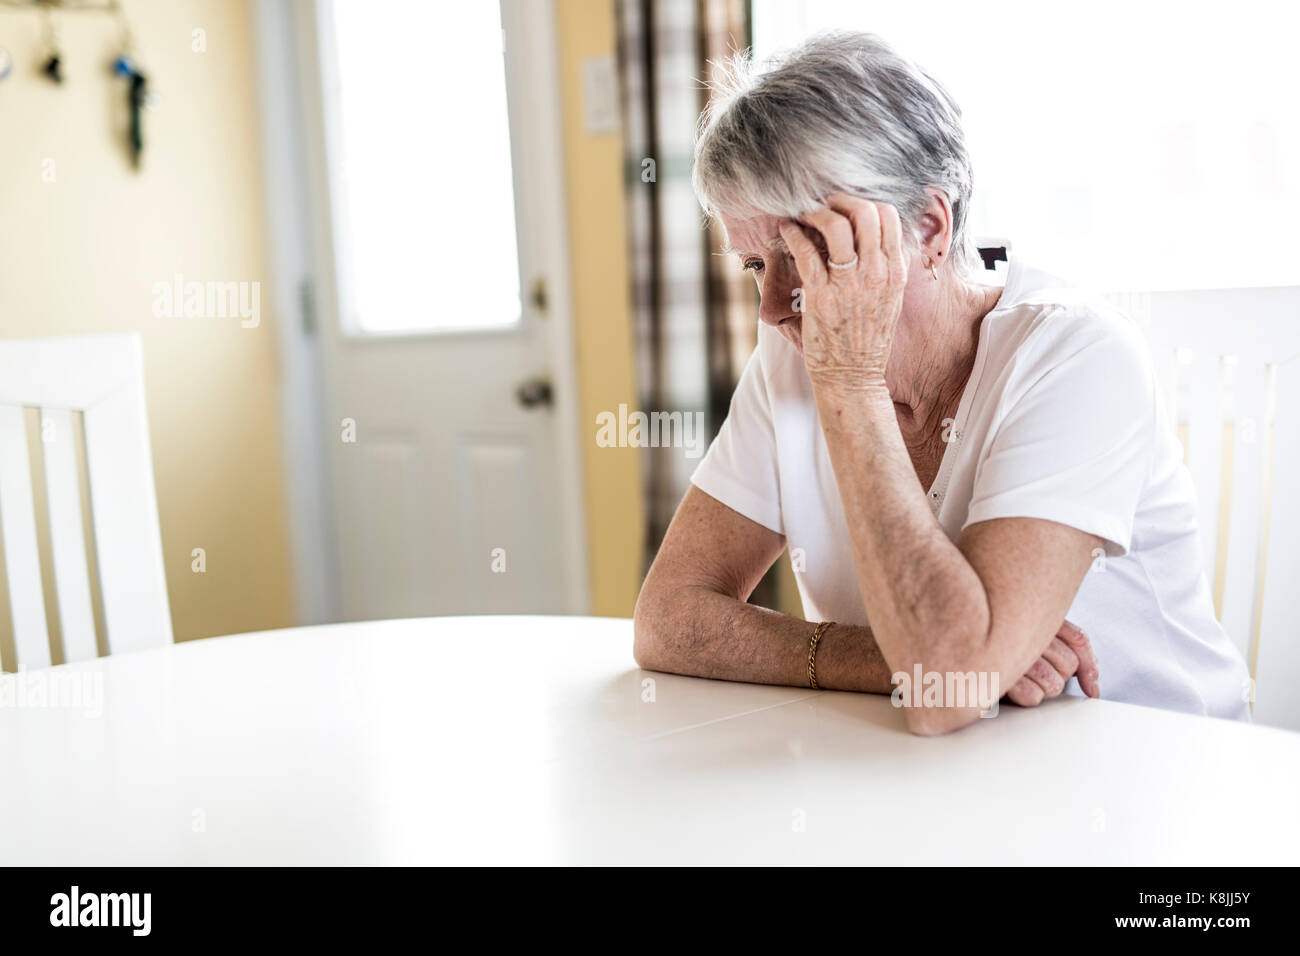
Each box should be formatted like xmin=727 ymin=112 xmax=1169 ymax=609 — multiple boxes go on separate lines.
xmin=0 ymin=0 xmax=152 ymax=170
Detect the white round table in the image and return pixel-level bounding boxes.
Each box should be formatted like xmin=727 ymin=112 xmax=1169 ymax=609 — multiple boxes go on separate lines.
xmin=1 ymin=616 xmax=1296 ymax=865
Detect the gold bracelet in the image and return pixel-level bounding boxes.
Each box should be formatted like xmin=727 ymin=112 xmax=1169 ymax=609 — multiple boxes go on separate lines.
xmin=807 ymin=620 xmax=833 ymax=689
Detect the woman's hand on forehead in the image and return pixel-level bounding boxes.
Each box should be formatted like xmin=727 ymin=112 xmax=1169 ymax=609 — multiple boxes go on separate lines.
xmin=777 ymin=195 xmax=909 ymax=385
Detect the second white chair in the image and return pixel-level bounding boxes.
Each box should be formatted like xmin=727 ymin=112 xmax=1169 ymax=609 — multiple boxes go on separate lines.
xmin=0 ymin=333 xmax=172 ymax=670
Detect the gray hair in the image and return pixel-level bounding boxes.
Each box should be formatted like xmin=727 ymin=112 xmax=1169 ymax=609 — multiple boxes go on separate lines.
xmin=693 ymin=31 xmax=979 ymax=279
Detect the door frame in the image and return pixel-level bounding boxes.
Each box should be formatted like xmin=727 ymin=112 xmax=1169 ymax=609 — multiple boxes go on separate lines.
xmin=254 ymin=0 xmax=591 ymax=620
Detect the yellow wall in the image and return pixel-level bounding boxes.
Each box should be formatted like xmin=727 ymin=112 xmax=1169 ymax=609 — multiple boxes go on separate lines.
xmin=0 ymin=0 xmax=294 ymax=642
xmin=555 ymin=0 xmax=646 ymax=616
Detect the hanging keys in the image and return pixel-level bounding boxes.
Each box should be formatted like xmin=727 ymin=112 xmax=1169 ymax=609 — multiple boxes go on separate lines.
xmin=128 ymin=67 xmax=147 ymax=168
xmin=108 ymin=0 xmax=150 ymax=169
xmin=42 ymin=53 xmax=63 ymax=83
xmin=13 ymin=0 xmax=153 ymax=167
xmin=112 ymin=53 xmax=147 ymax=169
xmin=40 ymin=3 xmax=63 ymax=84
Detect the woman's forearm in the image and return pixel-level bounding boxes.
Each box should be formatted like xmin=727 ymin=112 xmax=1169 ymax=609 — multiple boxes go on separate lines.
xmin=633 ymin=583 xmax=893 ymax=693
xmin=812 ymin=378 xmax=990 ymax=673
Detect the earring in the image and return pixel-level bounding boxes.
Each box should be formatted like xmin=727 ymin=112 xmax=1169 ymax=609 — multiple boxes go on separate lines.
xmin=927 ymin=258 xmax=939 ymax=280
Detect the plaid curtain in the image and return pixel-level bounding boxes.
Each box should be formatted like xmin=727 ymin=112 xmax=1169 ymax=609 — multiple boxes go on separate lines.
xmin=616 ymin=0 xmax=758 ymax=572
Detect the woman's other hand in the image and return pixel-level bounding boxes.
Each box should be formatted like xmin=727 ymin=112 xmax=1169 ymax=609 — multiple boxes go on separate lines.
xmin=1004 ymin=620 xmax=1102 ymax=707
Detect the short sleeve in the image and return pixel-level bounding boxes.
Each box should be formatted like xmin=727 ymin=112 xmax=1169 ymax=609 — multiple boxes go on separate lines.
xmin=964 ymin=312 xmax=1156 ymax=556
xmin=690 ymin=345 xmax=784 ymax=534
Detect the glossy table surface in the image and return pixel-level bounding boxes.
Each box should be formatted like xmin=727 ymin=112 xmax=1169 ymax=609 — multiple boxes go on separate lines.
xmin=1 ymin=616 xmax=1297 ymax=865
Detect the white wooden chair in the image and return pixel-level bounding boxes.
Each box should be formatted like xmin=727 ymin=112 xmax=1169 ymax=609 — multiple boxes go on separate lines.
xmin=0 ymin=334 xmax=172 ymax=669
xmin=1110 ymin=286 xmax=1300 ymax=731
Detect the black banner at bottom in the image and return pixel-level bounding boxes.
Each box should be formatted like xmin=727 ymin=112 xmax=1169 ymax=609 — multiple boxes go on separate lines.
xmin=1 ymin=865 xmax=1291 ymax=942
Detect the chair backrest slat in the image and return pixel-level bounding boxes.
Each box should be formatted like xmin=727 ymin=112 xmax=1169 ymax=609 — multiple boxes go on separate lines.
xmin=39 ymin=407 xmax=98 ymax=664
xmin=0 ymin=405 xmax=52 ymax=669
xmin=81 ymin=374 xmax=172 ymax=655
xmin=1253 ymin=364 xmax=1300 ymax=725
xmin=1246 ymin=364 xmax=1278 ymax=687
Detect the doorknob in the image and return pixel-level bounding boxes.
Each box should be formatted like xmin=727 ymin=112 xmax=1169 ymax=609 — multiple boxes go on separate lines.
xmin=516 ymin=375 xmax=554 ymax=409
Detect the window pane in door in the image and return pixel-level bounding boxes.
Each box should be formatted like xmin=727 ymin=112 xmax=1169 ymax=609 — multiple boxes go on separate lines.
xmin=329 ymin=0 xmax=521 ymax=333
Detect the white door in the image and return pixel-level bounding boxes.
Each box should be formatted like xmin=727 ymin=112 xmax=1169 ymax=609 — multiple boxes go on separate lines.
xmin=294 ymin=0 xmax=587 ymax=621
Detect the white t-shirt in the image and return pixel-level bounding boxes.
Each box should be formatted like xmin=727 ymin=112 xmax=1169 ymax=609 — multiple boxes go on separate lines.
xmin=691 ymin=256 xmax=1251 ymax=721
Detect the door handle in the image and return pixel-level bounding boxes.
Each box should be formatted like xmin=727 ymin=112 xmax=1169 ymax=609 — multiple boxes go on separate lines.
xmin=516 ymin=375 xmax=554 ymax=409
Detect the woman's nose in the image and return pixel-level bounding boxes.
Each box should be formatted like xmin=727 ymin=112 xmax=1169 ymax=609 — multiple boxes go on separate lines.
xmin=757 ymin=273 xmax=799 ymax=327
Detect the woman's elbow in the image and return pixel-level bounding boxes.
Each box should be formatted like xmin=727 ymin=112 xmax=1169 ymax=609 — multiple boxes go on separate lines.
xmin=903 ymin=705 xmax=984 ymax=737
xmin=894 ymin=635 xmax=999 ymax=737
xmin=632 ymin=584 xmax=665 ymax=671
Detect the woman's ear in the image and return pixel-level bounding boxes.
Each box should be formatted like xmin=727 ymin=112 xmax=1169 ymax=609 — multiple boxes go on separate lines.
xmin=916 ymin=188 xmax=954 ymax=259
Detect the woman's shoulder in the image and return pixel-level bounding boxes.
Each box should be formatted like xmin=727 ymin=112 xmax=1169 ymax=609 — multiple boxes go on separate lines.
xmin=976 ymin=290 xmax=1162 ymax=456
xmin=986 ymin=263 xmax=1154 ymax=388
xmin=998 ymin=297 xmax=1148 ymax=359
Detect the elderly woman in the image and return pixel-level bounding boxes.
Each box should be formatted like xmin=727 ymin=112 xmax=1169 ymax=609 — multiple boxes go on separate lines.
xmin=632 ymin=31 xmax=1251 ymax=734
